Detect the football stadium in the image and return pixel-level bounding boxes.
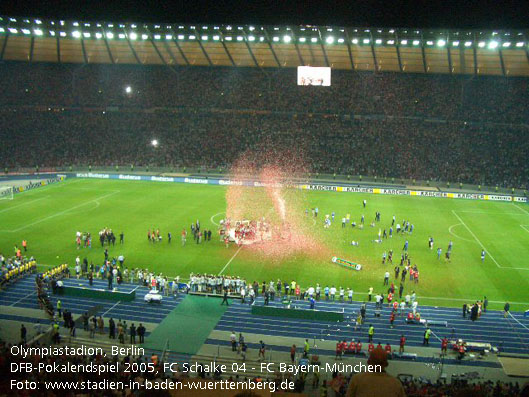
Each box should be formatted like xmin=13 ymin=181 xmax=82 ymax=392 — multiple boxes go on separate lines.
xmin=0 ymin=7 xmax=529 ymax=397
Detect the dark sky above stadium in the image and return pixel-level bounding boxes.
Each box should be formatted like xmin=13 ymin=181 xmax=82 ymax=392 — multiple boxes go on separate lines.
xmin=1 ymin=0 xmax=528 ymax=29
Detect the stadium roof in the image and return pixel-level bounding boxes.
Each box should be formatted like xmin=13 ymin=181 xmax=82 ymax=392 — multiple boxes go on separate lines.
xmin=1 ymin=16 xmax=529 ymax=76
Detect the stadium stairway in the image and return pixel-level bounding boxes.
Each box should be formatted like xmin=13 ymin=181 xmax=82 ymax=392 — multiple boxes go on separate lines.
xmin=213 ymin=297 xmax=529 ymax=355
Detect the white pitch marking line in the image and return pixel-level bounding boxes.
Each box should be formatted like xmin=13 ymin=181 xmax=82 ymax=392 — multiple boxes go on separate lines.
xmin=218 ymin=246 xmax=242 ymax=275
xmin=452 ymin=211 xmax=529 ymax=271
xmin=10 ymin=291 xmax=36 ymax=306
xmin=210 ymin=212 xmax=225 ymax=227
xmin=7 ymin=191 xmax=120 ymax=232
xmin=102 ymin=301 xmax=121 ymax=317
xmin=452 ymin=210 xmax=502 ymax=269
xmin=0 ymin=196 xmax=49 ymax=213
xmin=521 ymin=225 xmax=529 ymax=234
xmin=448 ymin=223 xmax=476 ymax=243
xmin=514 ymin=204 xmax=529 ymax=216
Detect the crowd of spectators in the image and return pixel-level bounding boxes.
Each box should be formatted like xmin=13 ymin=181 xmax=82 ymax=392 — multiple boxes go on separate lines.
xmin=0 ymin=62 xmax=527 ymax=189
xmin=0 ymin=253 xmax=37 ymax=288
xmin=1 ymin=63 xmax=528 ymax=123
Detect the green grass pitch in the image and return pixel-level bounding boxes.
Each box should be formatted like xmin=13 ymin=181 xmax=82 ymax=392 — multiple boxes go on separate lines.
xmin=1 ymin=177 xmax=528 ymax=310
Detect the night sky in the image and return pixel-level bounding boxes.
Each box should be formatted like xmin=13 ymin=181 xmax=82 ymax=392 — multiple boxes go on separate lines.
xmin=1 ymin=0 xmax=528 ymax=29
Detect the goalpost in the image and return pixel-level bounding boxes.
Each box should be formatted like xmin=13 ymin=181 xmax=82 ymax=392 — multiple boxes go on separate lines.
xmin=0 ymin=186 xmax=14 ymax=201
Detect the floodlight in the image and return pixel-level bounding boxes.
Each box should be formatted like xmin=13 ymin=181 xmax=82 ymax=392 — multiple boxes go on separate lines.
xmin=437 ymin=39 xmax=446 ymax=47
xmin=387 ymin=40 xmax=395 ymax=45
xmin=201 ymin=35 xmax=208 ymax=41
xmin=273 ymin=36 xmax=279 ymax=42
xmin=502 ymin=42 xmax=511 ymax=47
xmin=22 ymin=29 xmax=31 ymax=35
xmin=106 ymin=32 xmax=114 ymax=39
xmin=375 ymin=39 xmax=382 ymax=44
xmin=352 ymin=38 xmax=358 ymax=44
xmin=338 ymin=38 xmax=344 ymax=43
xmin=426 ymin=40 xmax=433 ymax=45
xmin=151 ymin=139 xmax=159 ymax=147
xmin=248 ymin=35 xmax=255 ymax=41
xmin=165 ymin=34 xmax=172 ymax=40
xmin=363 ymin=38 xmax=370 ymax=44
xmin=283 ymin=35 xmax=291 ymax=43
xmin=236 ymin=36 xmax=243 ymax=41
xmin=50 ymin=31 xmax=56 ymax=36
xmin=141 ymin=34 xmax=148 ymax=40
xmin=478 ymin=41 xmax=485 ymax=48
xmin=0 ymin=27 xmax=4 ymax=33
xmin=118 ymin=33 xmax=125 ymax=39
xmin=154 ymin=34 xmax=161 ymax=40
xmin=83 ymin=32 xmax=91 ymax=38
xmin=326 ymin=36 xmax=334 ymax=44
xmin=401 ymin=40 xmax=408 ymax=45
xmin=72 ymin=31 xmax=81 ymax=38
xmin=311 ymin=37 xmax=318 ymax=43
xmin=299 ymin=37 xmax=306 ymax=43
xmin=177 ymin=34 xmax=184 ymax=40
xmin=73 ymin=22 xmax=79 ymax=27
xmin=213 ymin=35 xmax=220 ymax=41
xmin=452 ymin=41 xmax=459 ymax=46
xmin=125 ymin=86 xmax=132 ymax=94
xmin=464 ymin=41 xmax=472 ymax=47
xmin=488 ymin=41 xmax=498 ymax=49
xmin=189 ymin=35 xmax=196 ymax=39
xmin=225 ymin=36 xmax=232 ymax=41
xmin=259 ymin=37 xmax=265 ymax=42
xmin=129 ymin=32 xmax=137 ymax=40
xmin=412 ymin=40 xmax=419 ymax=45
xmin=35 ymin=19 xmax=42 ymax=24
xmin=8 ymin=28 xmax=18 ymax=34
xmin=515 ymin=42 xmax=524 ymax=47
xmin=94 ymin=32 xmax=102 ymax=39
xmin=60 ymin=31 xmax=67 ymax=37
xmin=34 ymin=29 xmax=43 ymax=36
xmin=249 ymin=26 xmax=255 ymax=31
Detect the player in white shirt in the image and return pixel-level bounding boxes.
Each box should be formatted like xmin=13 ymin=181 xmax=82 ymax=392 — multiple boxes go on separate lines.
xmin=330 ymin=286 xmax=337 ymax=301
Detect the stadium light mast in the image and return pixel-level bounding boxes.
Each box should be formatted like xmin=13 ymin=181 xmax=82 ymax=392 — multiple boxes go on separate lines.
xmin=151 ymin=139 xmax=159 ymax=147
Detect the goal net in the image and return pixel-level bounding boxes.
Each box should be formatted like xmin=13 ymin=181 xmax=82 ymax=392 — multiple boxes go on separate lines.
xmin=0 ymin=186 xmax=14 ymax=201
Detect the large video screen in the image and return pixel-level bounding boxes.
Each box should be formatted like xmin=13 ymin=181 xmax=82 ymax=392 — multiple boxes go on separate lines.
xmin=297 ymin=66 xmax=331 ymax=86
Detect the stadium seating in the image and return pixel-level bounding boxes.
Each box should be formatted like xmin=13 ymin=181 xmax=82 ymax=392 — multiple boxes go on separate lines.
xmin=214 ymin=297 xmax=529 ymax=355
xmin=0 ymin=62 xmax=527 ymax=189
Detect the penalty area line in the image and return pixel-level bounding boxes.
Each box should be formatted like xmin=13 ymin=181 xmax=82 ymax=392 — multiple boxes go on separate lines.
xmin=218 ymin=246 xmax=242 ymax=276
xmin=513 ymin=204 xmax=529 ymax=217
xmin=451 ymin=210 xmax=502 ymax=269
